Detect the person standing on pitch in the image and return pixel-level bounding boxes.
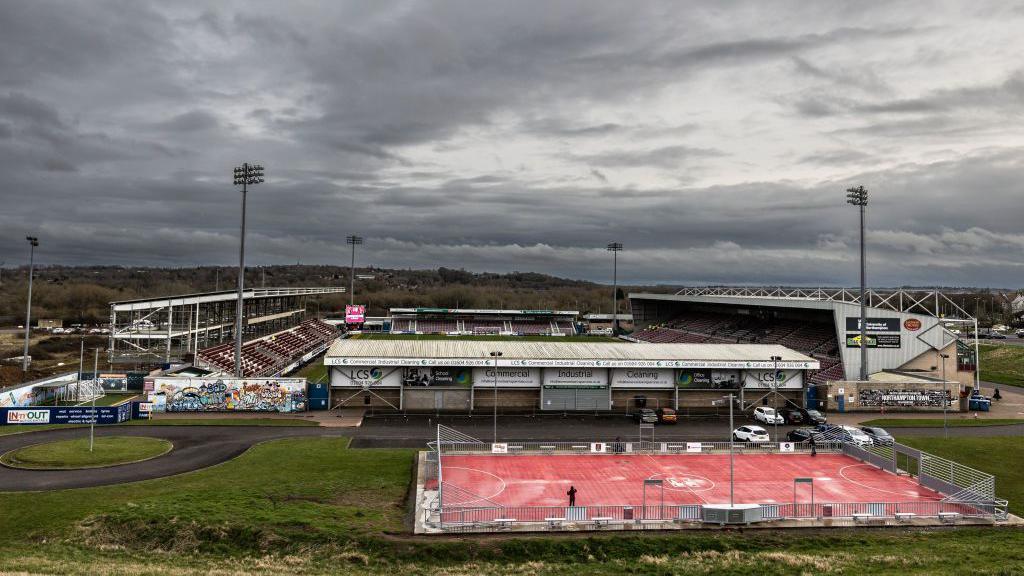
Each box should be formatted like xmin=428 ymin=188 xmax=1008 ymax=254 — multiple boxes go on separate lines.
xmin=810 ymin=434 xmax=817 ymax=457
xmin=567 ymin=485 xmax=577 ymax=507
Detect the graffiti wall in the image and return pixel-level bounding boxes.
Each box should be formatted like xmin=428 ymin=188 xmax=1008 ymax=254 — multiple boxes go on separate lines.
xmin=150 ymin=377 xmax=307 ymax=412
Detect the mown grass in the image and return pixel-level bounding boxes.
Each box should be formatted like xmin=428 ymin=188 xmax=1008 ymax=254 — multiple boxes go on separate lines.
xmin=898 ymin=436 xmax=1024 ymax=516
xmin=0 ymin=437 xmax=1020 ymax=575
xmin=1 ymin=436 xmax=171 ymax=469
xmin=0 ymin=423 xmax=84 ymax=436
xmin=293 ymin=359 xmax=329 ymax=383
xmin=862 ymin=418 xmax=1024 ymax=428
xmin=979 ymin=344 xmax=1024 ymax=387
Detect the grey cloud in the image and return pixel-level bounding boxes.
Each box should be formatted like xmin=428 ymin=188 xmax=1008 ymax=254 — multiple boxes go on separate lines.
xmin=0 ymin=1 xmax=1022 ymax=288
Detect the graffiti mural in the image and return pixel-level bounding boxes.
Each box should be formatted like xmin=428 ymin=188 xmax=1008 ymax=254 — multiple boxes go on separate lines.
xmin=151 ymin=377 xmax=306 ymax=412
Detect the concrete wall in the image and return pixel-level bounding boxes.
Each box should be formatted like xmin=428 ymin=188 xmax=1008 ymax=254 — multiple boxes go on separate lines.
xmin=897 ymin=342 xmax=971 ymax=387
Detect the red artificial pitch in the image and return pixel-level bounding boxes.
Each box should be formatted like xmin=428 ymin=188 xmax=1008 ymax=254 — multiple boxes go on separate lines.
xmin=440 ymin=453 xmax=943 ymax=507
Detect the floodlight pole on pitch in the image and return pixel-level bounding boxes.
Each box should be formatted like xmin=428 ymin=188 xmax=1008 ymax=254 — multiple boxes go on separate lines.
xmin=233 ymin=163 xmax=264 ymax=378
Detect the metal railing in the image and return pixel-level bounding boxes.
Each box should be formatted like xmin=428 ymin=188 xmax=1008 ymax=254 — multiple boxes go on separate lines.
xmin=437 ymin=439 xmax=844 ymax=456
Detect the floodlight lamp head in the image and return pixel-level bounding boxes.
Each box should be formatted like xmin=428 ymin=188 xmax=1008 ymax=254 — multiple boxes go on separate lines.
xmin=606 ymin=242 xmax=623 ymax=251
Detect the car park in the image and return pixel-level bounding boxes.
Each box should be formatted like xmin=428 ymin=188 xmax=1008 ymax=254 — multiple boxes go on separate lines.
xmin=786 ymin=428 xmax=818 ymax=443
xmin=633 ymin=408 xmax=657 ymax=424
xmin=860 ymin=426 xmax=894 ymax=446
xmin=778 ymin=407 xmax=805 ymax=425
xmin=656 ymin=407 xmax=677 ymax=424
xmin=803 ymin=409 xmax=827 ymax=425
xmin=753 ymin=406 xmax=784 ymax=425
xmin=733 ymin=425 xmax=770 ymax=442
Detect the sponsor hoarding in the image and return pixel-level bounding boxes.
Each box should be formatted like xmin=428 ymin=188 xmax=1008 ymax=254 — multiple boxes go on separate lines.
xmin=845 ymin=317 xmax=901 ymax=332
xmin=472 ymin=367 xmax=541 ymax=388
xmin=858 ymin=388 xmax=950 ymax=407
xmin=1 ymin=404 xmax=131 ymax=425
xmin=334 ymin=367 xmax=402 ymax=388
xmin=845 ymin=333 xmax=902 ymax=348
xmin=345 ymin=305 xmax=366 ymax=324
xmin=675 ymin=369 xmax=741 ymax=389
xmin=741 ymin=369 xmax=804 ymax=390
xmin=610 ymin=368 xmax=673 ymax=388
xmin=402 ymin=367 xmax=472 ymax=387
xmin=542 ymin=368 xmax=608 ymax=388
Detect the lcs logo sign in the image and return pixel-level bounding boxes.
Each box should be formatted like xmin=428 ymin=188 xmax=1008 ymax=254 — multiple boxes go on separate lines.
xmin=6 ymin=409 xmax=51 ymax=424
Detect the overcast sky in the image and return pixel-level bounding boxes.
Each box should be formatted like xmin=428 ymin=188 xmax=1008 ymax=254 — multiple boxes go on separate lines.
xmin=1 ymin=1 xmax=1022 ymax=287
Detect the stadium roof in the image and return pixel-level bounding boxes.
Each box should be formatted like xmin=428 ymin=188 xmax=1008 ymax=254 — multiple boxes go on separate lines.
xmin=111 ymin=287 xmax=345 ymax=311
xmin=390 ymin=308 xmax=578 ymax=316
xmin=325 ymin=339 xmax=819 ymax=369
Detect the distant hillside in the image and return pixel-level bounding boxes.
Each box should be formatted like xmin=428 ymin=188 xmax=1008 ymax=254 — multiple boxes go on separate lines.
xmin=0 ymin=265 xmax=664 ymax=325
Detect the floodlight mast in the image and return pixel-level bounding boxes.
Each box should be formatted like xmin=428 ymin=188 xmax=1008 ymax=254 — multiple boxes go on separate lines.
xmin=846 ymin=186 xmax=869 ymax=381
xmin=232 ymin=163 xmax=264 ymax=377
xmin=346 ymin=235 xmax=364 ymax=306
xmin=606 ymin=242 xmax=623 ymax=334
xmin=22 ymin=236 xmax=39 ymax=372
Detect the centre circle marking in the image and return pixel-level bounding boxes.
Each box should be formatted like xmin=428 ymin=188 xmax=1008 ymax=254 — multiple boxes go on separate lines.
xmin=649 ymin=472 xmax=715 ymax=492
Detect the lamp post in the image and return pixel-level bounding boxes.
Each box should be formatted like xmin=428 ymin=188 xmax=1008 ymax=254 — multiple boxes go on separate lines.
xmin=940 ymin=353 xmax=950 ymax=439
xmin=490 ymin=351 xmax=502 ymax=443
xmin=232 ymin=163 xmax=264 ymax=377
xmin=22 ymin=236 xmax=39 ymax=372
xmin=606 ymin=242 xmax=622 ymax=335
xmin=770 ymin=355 xmax=782 ymax=442
xmin=727 ymin=393 xmax=735 ymax=507
xmin=346 ymin=235 xmax=363 ymax=306
xmin=846 ymin=186 xmax=869 ymax=381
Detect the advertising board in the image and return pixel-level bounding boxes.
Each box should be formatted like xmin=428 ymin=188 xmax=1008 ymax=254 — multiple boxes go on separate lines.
xmin=542 ymin=368 xmax=608 ymax=388
xmin=345 ymin=304 xmax=366 ymax=324
xmin=610 ymin=368 xmax=674 ymax=388
xmin=402 ymin=367 xmax=472 ymax=387
xmin=333 ymin=367 xmax=402 ymax=388
xmin=675 ymin=370 xmax=740 ymax=389
xmin=741 ymin=369 xmax=804 ymax=390
xmin=1 ymin=404 xmax=131 ymax=425
xmin=845 ymin=317 xmax=901 ymax=332
xmin=845 ymin=333 xmax=902 ymax=348
xmin=472 ymin=367 xmax=541 ymax=388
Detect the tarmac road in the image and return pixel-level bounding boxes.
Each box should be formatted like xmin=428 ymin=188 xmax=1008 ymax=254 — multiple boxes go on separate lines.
xmin=0 ymin=425 xmax=344 ymax=492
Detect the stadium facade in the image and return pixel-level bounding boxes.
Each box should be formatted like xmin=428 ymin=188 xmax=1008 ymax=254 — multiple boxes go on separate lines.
xmin=324 ymin=339 xmax=818 ymax=413
xmin=629 ymin=288 xmax=979 ymax=411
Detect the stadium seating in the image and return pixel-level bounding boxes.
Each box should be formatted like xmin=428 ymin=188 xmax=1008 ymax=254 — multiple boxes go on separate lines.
xmin=633 ymin=310 xmax=845 ymax=383
xmin=197 ymin=319 xmax=338 ymax=377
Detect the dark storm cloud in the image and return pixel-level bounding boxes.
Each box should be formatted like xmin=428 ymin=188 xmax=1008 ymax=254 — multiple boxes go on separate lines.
xmin=0 ymin=1 xmax=1022 ymax=288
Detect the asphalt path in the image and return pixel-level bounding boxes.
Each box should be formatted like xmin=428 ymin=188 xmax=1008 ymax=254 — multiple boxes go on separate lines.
xmin=0 ymin=425 xmax=343 ymax=492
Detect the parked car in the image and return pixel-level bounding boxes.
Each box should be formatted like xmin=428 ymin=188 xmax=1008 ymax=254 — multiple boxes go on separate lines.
xmin=656 ymin=407 xmax=677 ymax=424
xmin=1016 ymin=329 xmax=1024 ymax=338
xmin=753 ymin=406 xmax=784 ymax=425
xmin=633 ymin=408 xmax=658 ymax=424
xmin=859 ymin=426 xmax=894 ymax=446
xmin=733 ymin=425 xmax=770 ymax=442
xmin=786 ymin=428 xmax=818 ymax=443
xmin=803 ymin=409 xmax=827 ymax=425
xmin=778 ymin=407 xmax=806 ymax=425
xmin=989 ymin=332 xmax=1008 ymax=339
xmin=841 ymin=425 xmax=874 ymax=447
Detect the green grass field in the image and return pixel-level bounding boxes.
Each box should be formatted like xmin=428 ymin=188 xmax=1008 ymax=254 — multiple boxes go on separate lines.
xmin=898 ymin=436 xmax=1024 ymax=516
xmin=0 ymin=436 xmax=171 ymax=469
xmin=293 ymin=358 xmax=329 ymax=383
xmin=979 ymin=344 xmax=1024 ymax=387
xmin=862 ymin=418 xmax=1024 ymax=428
xmin=0 ymin=436 xmax=1020 ymax=575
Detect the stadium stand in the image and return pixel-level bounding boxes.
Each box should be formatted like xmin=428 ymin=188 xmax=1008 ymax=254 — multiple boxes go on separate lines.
xmin=197 ymin=319 xmax=338 ymax=377
xmin=633 ymin=310 xmax=842 ymax=384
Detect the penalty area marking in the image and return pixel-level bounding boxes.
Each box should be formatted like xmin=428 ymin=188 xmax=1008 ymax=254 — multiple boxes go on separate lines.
xmin=441 ymin=466 xmax=507 ymax=505
xmin=838 ymin=464 xmax=942 ymax=500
